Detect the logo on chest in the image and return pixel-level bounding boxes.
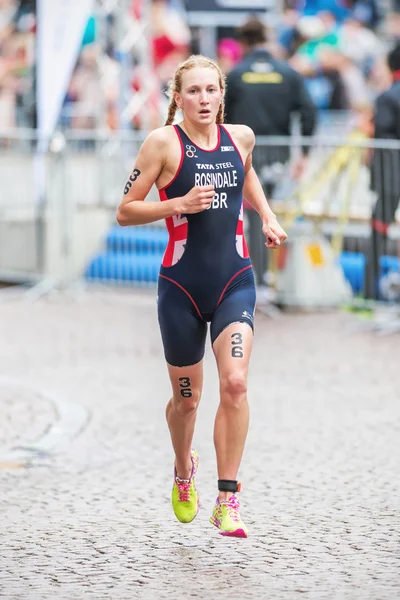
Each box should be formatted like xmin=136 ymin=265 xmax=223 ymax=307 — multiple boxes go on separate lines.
xmin=186 ymin=144 xmax=198 ymax=158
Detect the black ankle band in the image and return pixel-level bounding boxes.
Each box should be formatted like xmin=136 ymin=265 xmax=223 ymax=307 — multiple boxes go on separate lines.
xmin=218 ymin=479 xmax=241 ymax=493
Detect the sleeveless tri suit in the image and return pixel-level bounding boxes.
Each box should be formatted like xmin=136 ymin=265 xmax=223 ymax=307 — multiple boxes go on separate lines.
xmin=157 ymin=124 xmax=256 ymax=366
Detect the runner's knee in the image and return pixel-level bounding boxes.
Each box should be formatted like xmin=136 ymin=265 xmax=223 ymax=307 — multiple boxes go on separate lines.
xmin=220 ymin=372 xmax=247 ymax=405
xmin=172 ymin=388 xmax=201 ymax=416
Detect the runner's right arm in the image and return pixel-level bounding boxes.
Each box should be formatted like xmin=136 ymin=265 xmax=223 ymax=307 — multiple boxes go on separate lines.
xmin=116 ymin=129 xmax=214 ymax=226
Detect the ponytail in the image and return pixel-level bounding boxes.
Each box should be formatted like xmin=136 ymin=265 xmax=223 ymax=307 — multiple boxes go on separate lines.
xmin=165 ymin=98 xmax=178 ymax=126
xmin=216 ymin=100 xmax=224 ymax=125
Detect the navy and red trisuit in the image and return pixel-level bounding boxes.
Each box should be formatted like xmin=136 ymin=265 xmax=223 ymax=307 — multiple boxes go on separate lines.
xmin=157 ymin=124 xmax=256 ymax=366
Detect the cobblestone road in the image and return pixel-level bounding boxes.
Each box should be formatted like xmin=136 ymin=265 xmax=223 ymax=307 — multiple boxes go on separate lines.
xmin=0 ymin=288 xmax=399 ymax=599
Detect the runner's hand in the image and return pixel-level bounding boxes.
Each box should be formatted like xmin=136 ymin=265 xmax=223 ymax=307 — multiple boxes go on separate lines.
xmin=179 ymin=185 xmax=215 ymax=214
xmin=262 ymin=217 xmax=287 ymax=249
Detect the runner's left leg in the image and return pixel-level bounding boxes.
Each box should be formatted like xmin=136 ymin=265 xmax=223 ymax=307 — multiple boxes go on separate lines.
xmin=210 ymin=322 xmax=253 ymax=536
xmin=212 ymin=322 xmax=253 ymax=501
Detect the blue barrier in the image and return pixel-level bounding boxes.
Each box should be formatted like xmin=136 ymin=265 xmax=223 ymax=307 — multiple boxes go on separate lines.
xmin=85 ymin=251 xmax=162 ymax=283
xmin=339 ymin=253 xmax=400 ymax=296
xmin=106 ymin=226 xmax=168 ymax=255
xmin=339 ymin=252 xmax=366 ymax=295
xmin=380 ymin=255 xmax=400 ymax=275
xmin=86 ymin=226 xmax=400 ymax=291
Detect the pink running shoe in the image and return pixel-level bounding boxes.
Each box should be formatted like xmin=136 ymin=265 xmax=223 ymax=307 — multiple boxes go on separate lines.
xmin=210 ymin=494 xmax=248 ymax=538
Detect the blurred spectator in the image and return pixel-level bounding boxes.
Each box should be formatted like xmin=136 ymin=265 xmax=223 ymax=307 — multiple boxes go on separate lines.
xmin=151 ymin=0 xmax=190 ymax=87
xmin=320 ymin=48 xmax=371 ymax=109
xmin=225 ymin=17 xmax=317 ymax=139
xmin=301 ymin=0 xmax=351 ymax=22
xmin=337 ymin=9 xmax=384 ymax=75
xmin=64 ymin=39 xmax=121 ymax=132
xmin=217 ymin=38 xmax=242 ymax=74
xmin=365 ymin=43 xmax=400 ymax=299
xmin=0 ymin=29 xmax=16 ymax=129
xmin=289 ymin=15 xmax=349 ymax=109
xmin=276 ymin=7 xmax=304 ymax=58
xmin=225 ymin=16 xmax=317 ymax=287
xmin=285 ymin=6 xmax=389 ymax=111
xmin=386 ymin=9 xmax=400 ymax=43
xmin=66 ymin=44 xmax=102 ymax=131
xmin=349 ymin=0 xmax=381 ymax=29
xmin=99 ymin=50 xmax=120 ymax=131
xmin=0 ymin=0 xmax=35 ymax=129
xmin=316 ymin=10 xmax=372 ymax=110
xmin=300 ymin=0 xmax=381 ymax=29
xmin=129 ymin=0 xmax=190 ymax=129
xmin=0 ymin=0 xmax=17 ymax=44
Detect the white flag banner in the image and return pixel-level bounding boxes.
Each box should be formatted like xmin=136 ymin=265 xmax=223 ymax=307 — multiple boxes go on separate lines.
xmin=37 ymin=0 xmax=94 ymax=150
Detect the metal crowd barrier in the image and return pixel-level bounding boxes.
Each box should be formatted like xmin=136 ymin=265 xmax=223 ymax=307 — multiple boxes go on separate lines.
xmin=0 ymin=129 xmax=40 ymax=284
xmin=251 ymin=133 xmax=400 ymax=306
xmin=0 ymin=128 xmax=399 ymax=307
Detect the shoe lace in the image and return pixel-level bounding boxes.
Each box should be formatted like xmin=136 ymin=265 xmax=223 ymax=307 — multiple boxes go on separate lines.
xmin=223 ymin=496 xmax=240 ymax=522
xmin=176 ymin=478 xmax=191 ymax=502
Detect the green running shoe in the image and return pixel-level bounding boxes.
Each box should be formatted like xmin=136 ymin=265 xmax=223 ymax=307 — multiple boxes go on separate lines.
xmin=210 ymin=494 xmax=248 ymax=538
xmin=171 ymin=449 xmax=200 ymax=523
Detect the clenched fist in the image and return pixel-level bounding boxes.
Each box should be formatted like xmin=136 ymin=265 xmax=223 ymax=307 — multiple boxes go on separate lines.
xmin=262 ymin=216 xmax=287 ymax=249
xmin=178 ymin=185 xmax=215 ymax=214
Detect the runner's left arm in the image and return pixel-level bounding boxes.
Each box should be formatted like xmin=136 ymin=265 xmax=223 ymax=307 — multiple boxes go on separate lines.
xmin=241 ymin=128 xmax=287 ymax=248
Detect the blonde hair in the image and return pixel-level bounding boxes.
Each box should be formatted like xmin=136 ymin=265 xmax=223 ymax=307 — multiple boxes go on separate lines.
xmin=164 ymin=55 xmax=226 ymax=126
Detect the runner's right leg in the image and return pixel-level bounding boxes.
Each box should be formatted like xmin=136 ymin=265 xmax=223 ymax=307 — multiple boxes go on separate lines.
xmin=158 ymin=274 xmax=207 ymax=522
xmin=166 ymin=361 xmax=203 ymax=479
xmin=166 ymin=361 xmax=203 ymax=523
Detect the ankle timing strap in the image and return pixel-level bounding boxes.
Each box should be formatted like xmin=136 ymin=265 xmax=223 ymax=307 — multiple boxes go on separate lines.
xmin=218 ymin=480 xmax=242 ymax=493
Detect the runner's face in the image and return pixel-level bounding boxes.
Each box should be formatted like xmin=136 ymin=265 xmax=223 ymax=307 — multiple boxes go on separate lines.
xmin=176 ymin=67 xmax=222 ymax=124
